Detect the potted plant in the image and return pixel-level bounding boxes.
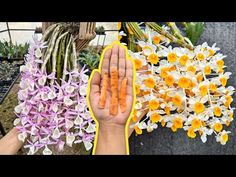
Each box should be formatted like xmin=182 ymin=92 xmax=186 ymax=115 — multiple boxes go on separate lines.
xmin=0 ymin=41 xmax=29 ymax=63
xmin=79 ymin=47 xmax=101 ymax=74
xmin=95 ymin=26 xmax=105 ymax=35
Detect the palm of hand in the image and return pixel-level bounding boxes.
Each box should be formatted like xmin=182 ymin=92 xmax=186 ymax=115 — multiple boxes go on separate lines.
xmin=88 ymin=44 xmax=134 ymax=126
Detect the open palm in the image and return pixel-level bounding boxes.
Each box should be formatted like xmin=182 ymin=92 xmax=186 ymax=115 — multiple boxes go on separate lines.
xmin=88 ymin=44 xmax=134 ymax=126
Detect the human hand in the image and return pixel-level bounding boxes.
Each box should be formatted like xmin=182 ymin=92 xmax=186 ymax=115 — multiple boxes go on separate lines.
xmin=89 ymin=43 xmax=134 ymax=128
xmin=88 ymin=43 xmax=134 ymax=154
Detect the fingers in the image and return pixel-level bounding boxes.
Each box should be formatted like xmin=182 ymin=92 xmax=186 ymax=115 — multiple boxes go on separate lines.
xmin=101 ymin=48 xmax=111 ymax=75
xmin=118 ymin=46 xmax=126 ymax=79
xmin=89 ymin=71 xmax=101 ymax=97
xmin=109 ymin=44 xmax=119 ymax=116
xmin=126 ymin=59 xmax=134 ymax=97
xmin=110 ymin=44 xmax=119 ymax=72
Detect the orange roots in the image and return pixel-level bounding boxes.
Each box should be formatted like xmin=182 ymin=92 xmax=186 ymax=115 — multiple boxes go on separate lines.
xmin=98 ymin=73 xmax=109 ymax=109
xmin=109 ymin=67 xmax=119 ymax=115
xmin=119 ymin=77 xmax=127 ymax=113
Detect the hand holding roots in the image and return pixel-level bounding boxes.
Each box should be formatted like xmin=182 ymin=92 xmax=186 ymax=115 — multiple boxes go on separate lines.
xmin=97 ymin=44 xmax=129 ymax=116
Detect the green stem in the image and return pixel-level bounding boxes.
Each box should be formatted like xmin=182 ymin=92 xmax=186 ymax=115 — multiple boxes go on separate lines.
xmin=126 ymin=22 xmax=147 ymax=41
xmin=166 ymin=22 xmax=185 ymax=41
xmin=146 ymin=22 xmax=194 ymax=50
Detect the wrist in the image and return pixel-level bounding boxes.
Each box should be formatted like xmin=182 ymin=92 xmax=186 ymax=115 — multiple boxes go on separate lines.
xmin=98 ymin=122 xmax=125 ymax=137
xmin=95 ymin=123 xmax=127 ymax=155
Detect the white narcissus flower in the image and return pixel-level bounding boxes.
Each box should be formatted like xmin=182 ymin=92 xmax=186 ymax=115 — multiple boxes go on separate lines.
xmin=131 ymin=30 xmax=234 ymax=145
xmin=138 ymin=121 xmax=147 ymax=129
xmin=138 ymin=41 xmax=157 ymax=56
xmin=147 ymin=120 xmax=158 ymax=133
xmin=134 ymin=102 xmax=142 ymax=110
xmin=201 ymin=134 xmax=207 ymax=143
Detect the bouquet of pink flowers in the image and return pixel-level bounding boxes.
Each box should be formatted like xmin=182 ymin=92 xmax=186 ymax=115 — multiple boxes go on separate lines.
xmin=14 ymin=23 xmax=96 ymax=155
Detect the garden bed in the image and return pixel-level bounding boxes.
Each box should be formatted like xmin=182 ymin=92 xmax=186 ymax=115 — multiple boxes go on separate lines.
xmin=0 ymin=60 xmax=22 ymax=104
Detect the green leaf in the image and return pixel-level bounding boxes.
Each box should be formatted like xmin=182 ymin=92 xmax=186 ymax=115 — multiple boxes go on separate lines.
xmin=185 ymin=22 xmax=204 ymax=45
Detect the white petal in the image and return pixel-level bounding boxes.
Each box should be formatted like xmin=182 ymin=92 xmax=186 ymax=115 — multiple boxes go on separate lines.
xmin=83 ymin=141 xmax=93 ymax=151
xmin=166 ymin=122 xmax=172 ymax=128
xmin=74 ymin=116 xmax=83 ymax=125
xmin=147 ymin=126 xmax=154 ymax=132
xmin=64 ymin=97 xmax=73 ymax=106
xmin=35 ymin=48 xmax=42 ymax=58
xmin=65 ymin=119 xmax=74 ymax=129
xmin=13 ymin=118 xmax=21 ymax=126
xmin=14 ymin=104 xmax=22 ymax=114
xmin=52 ymin=104 xmax=58 ymax=113
xmin=201 ymin=96 xmax=209 ymax=103
xmin=48 ymin=91 xmax=57 ymax=100
xmin=66 ymin=134 xmax=75 ymax=147
xmin=138 ymin=41 xmax=146 ymax=48
xmin=76 ymin=103 xmax=85 ymax=112
xmin=41 ymin=92 xmax=48 ymax=101
xmin=22 ymin=106 xmax=30 ymax=115
xmin=52 ymin=127 xmax=60 ymax=139
xmin=79 ymin=85 xmax=87 ymax=96
xmin=20 ymin=65 xmax=27 ymax=73
xmin=43 ymin=146 xmax=52 ymax=155
xmin=38 ymin=76 xmax=46 ymax=86
xmin=27 ymin=146 xmax=35 ymax=155
xmin=201 ymin=135 xmax=207 ymax=143
xmin=65 ymin=85 xmax=75 ymax=94
xmin=138 ymin=122 xmax=147 ymax=129
xmin=81 ymin=74 xmax=89 ymax=83
xmin=18 ymin=132 xmax=27 ymax=142
xmin=86 ymin=123 xmax=96 ymax=133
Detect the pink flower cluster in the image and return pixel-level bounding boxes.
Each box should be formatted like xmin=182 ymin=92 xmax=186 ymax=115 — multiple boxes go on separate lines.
xmin=14 ymin=36 xmax=95 ymax=155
